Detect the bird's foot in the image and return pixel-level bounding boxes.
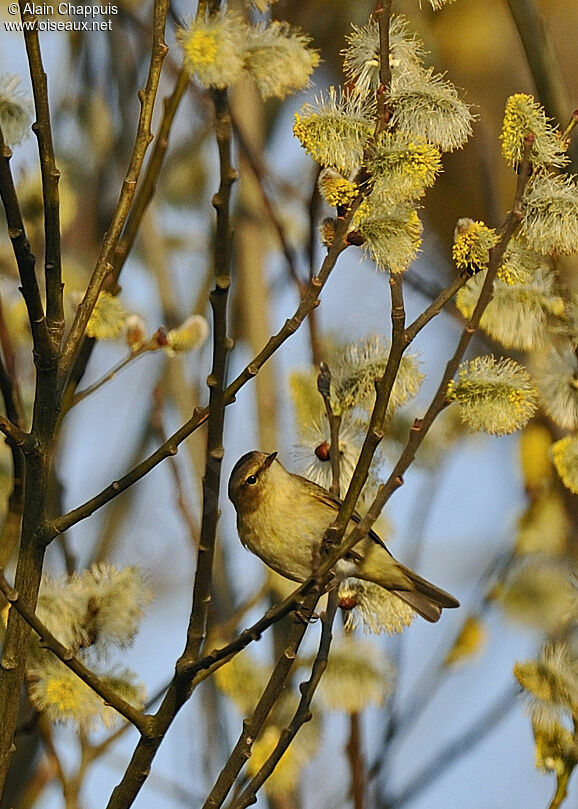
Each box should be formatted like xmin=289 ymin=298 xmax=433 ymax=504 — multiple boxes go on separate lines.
xmin=293 ymin=608 xmax=320 ymax=625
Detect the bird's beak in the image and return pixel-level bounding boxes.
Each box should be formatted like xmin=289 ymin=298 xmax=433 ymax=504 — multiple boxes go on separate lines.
xmin=264 ymin=451 xmax=278 ymax=469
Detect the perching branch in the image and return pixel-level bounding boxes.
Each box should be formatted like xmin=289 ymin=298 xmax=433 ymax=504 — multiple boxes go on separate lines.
xmin=203 ymin=590 xmax=323 ymax=809
xmin=0 ymin=570 xmax=152 ymax=734
xmin=228 ymin=591 xmax=340 ymax=809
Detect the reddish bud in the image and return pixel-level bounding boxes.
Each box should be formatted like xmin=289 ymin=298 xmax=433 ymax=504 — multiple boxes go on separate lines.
xmin=315 ymin=441 xmax=331 ymax=462
xmin=346 ymin=230 xmax=365 ymax=246
xmin=339 ymin=595 xmax=358 ymax=611
xmin=152 ymin=326 xmax=169 ymax=347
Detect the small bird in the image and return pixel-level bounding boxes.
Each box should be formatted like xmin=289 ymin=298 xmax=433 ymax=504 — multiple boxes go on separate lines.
xmin=228 ymin=451 xmax=459 ymax=623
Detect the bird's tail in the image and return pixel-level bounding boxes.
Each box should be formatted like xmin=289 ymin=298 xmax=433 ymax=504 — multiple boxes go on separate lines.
xmin=357 ymin=550 xmax=460 ymax=623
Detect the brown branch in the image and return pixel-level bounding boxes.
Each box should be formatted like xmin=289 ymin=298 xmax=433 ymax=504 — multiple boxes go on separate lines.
xmin=18 ymin=1 xmax=63 ymax=343
xmin=306 ymin=167 xmax=323 ymax=365
xmin=404 ymin=272 xmax=469 ymax=344
xmin=0 ymin=415 xmax=30 ymax=451
xmin=184 ymin=86 xmax=236 ymax=663
xmin=0 ymin=569 xmax=152 ymax=734
xmin=57 ymin=0 xmax=170 ymax=392
xmin=150 ymin=386 xmax=199 ymax=546
xmin=69 ymin=347 xmax=153 ymax=408
xmin=111 ymin=69 xmax=190 ymax=283
xmin=0 ymin=132 xmax=52 ymax=362
xmin=103 ymin=82 xmax=237 ymax=809
xmin=228 ymin=591 xmax=340 ymax=809
xmin=0 ymin=133 xmax=59 ymax=794
xmin=373 ymin=0 xmax=393 ymax=135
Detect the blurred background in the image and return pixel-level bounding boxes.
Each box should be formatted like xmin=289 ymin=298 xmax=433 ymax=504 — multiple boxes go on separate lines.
xmin=0 ymin=1 xmax=577 ymax=807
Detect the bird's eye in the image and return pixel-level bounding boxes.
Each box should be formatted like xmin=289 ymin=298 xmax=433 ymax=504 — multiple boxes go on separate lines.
xmin=246 ymin=474 xmax=257 ymax=486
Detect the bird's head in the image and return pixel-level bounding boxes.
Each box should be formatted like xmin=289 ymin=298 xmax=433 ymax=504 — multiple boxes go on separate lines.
xmin=228 ymin=450 xmax=280 ymax=514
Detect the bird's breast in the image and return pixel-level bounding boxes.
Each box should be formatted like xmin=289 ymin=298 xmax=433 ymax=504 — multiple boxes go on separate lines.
xmin=237 ymin=489 xmax=333 ymax=582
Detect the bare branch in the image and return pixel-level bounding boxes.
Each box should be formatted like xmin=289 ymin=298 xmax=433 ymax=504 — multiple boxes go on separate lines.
xmin=0 ymin=132 xmax=53 ymax=363
xmin=18 ymin=1 xmax=63 ymax=342
xmin=57 ymin=0 xmax=170 ymax=391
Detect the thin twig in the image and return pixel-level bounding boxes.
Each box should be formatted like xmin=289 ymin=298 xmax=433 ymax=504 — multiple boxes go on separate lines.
xmin=373 ymin=0 xmax=393 ymax=135
xmin=347 ymin=713 xmax=365 ymax=809
xmin=232 ymin=113 xmax=304 ymax=293
xmin=0 ymin=415 xmax=30 ymax=450
xmin=70 ymin=348 xmax=153 ymax=407
xmin=150 ymin=385 xmax=199 ymax=545
xmin=61 ymin=69 xmax=191 ymax=411
xmin=111 ymin=69 xmax=190 ymax=283
xmin=57 ymin=0 xmax=170 ymax=391
xmin=404 ymin=272 xmax=469 ymax=343
xmin=505 ymin=0 xmax=570 ymax=124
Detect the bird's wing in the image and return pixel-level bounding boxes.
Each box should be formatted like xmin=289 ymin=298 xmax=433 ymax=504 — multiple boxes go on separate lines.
xmin=298 ymin=473 xmax=389 ymax=553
